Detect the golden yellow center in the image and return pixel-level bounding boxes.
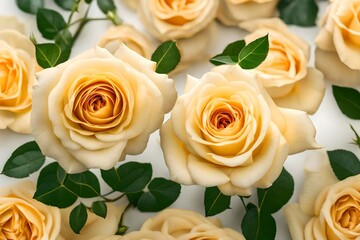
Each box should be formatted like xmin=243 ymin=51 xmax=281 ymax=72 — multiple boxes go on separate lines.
xmin=333 ymin=195 xmax=360 ymax=232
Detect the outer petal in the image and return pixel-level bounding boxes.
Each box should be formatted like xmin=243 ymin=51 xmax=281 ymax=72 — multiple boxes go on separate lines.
xmin=315 ymin=48 xmax=360 ymax=87
xmin=160 ymin=120 xmax=194 ymax=185
xmin=0 ymin=16 xmax=25 ymax=33
xmin=284 ymin=203 xmax=311 ymax=240
xmin=7 ymin=110 xmax=31 ymax=134
xmin=273 ymin=68 xmax=325 ymax=114
xmin=279 ymin=108 xmax=319 ymax=154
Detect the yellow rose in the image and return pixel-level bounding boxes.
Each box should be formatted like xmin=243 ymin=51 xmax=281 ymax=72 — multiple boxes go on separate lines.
xmin=315 ymin=0 xmax=360 ymax=86
xmin=240 ymin=18 xmax=325 ymax=114
xmin=31 ymin=45 xmax=177 ymax=173
xmin=160 ymin=65 xmax=319 ymax=196
xmin=284 ymin=150 xmax=360 ymax=240
xmin=122 ymin=0 xmax=139 ymax=10
xmin=0 ymin=181 xmax=61 ymax=239
xmin=217 ymin=0 xmax=279 ymax=26
xmin=140 ymin=208 xmax=245 ymax=239
xmin=98 ymin=24 xmax=154 ymax=58
xmin=92 ymin=231 xmax=175 ymax=240
xmin=60 ymin=202 xmax=126 ymax=240
xmin=0 ymin=16 xmax=36 ymax=134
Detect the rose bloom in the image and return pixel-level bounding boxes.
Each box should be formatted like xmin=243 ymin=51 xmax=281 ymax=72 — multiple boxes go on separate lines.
xmin=138 ymin=0 xmax=219 ymax=64
xmin=315 ymin=0 xmax=360 ymax=86
xmin=217 ymin=0 xmax=279 ymax=26
xmin=160 ymin=65 xmax=318 ymax=196
xmin=31 ymin=45 xmax=177 ymax=173
xmin=0 ymin=181 xmax=61 ymax=240
xmin=240 ymin=18 xmax=325 ymax=114
xmin=98 ymin=24 xmax=154 ymax=58
xmin=122 ymin=0 xmax=139 ymax=10
xmin=0 ymin=16 xmax=37 ymax=134
xmin=140 ymin=208 xmax=245 ymax=239
xmin=284 ymin=150 xmax=360 ymax=240
xmin=60 ymin=202 xmax=126 ymax=240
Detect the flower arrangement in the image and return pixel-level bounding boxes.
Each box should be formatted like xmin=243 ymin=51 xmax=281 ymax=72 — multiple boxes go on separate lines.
xmin=0 ymin=0 xmax=359 ymax=239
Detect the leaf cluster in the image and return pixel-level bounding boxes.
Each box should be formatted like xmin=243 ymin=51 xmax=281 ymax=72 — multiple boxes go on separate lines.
xmin=203 ymin=168 xmax=294 ymax=240
xmin=210 ymin=35 xmax=269 ymax=69
xmin=16 ymin=0 xmax=122 ymax=68
xmin=2 ymin=142 xmax=181 ymax=235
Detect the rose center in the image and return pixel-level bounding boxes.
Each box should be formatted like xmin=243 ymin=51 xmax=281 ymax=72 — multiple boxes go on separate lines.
xmin=90 ymin=95 xmax=106 ymax=112
xmin=334 ymin=195 xmax=360 ymax=231
xmin=155 ymin=0 xmax=199 ymax=25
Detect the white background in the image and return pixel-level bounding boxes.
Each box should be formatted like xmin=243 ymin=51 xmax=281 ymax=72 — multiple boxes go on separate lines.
xmin=0 ymin=0 xmax=359 ymax=239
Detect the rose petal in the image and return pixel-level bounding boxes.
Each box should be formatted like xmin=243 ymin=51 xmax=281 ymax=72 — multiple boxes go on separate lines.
xmin=284 ymin=203 xmax=312 ymax=240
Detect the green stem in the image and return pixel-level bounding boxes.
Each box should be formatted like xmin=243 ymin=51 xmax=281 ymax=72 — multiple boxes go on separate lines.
xmin=101 ymin=190 xmax=115 ymax=198
xmin=67 ymin=0 xmax=81 ymax=25
xmin=72 ymin=1 xmax=91 ymax=43
xmin=101 ymin=193 xmax=125 ymax=202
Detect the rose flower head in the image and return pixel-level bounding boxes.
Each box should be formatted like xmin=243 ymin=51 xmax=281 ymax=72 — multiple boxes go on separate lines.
xmin=315 ymin=0 xmax=360 ymax=86
xmin=285 ymin=149 xmax=360 ymax=240
xmin=31 ymin=44 xmax=177 ymax=173
xmin=161 ymin=65 xmax=319 ymax=196
xmin=0 ymin=16 xmax=37 ymax=134
xmin=217 ymin=0 xmax=279 ymax=26
xmin=240 ymin=18 xmax=325 ymax=114
xmin=0 ymin=181 xmax=61 ymax=240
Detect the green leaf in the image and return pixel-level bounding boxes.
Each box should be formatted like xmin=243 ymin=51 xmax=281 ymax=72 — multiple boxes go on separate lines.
xmin=136 ymin=178 xmax=181 ymax=212
xmin=16 ymin=0 xmax=44 ymax=14
xmin=101 ymin=162 xmax=152 ymax=193
xmin=55 ymin=0 xmax=76 ymax=10
xmin=241 ymin=205 xmax=276 ymax=240
xmin=332 ymin=86 xmax=360 ymax=120
xmin=37 ymin=8 xmax=67 ymax=39
xmin=2 ymin=141 xmax=45 ymax=178
xmin=204 ymin=187 xmax=231 ymax=217
xmin=126 ymin=191 xmax=143 ymax=206
xmin=97 ymin=0 xmax=116 ymax=13
xmin=239 ymin=34 xmax=269 ymax=69
xmin=54 ymin=29 xmax=73 ymax=64
xmin=33 ymin=162 xmax=78 ymax=208
xmin=328 ymin=150 xmax=360 ymax=180
xmin=209 ymin=40 xmax=245 ymax=66
xmin=35 ymin=43 xmax=61 ymax=68
xmin=65 ymin=171 xmax=101 ymax=198
xmin=278 ymin=0 xmax=318 ymax=26
xmin=70 ymin=203 xmax=88 ymax=234
xmin=151 ymin=40 xmax=181 ymax=74
xmin=209 ymin=55 xmax=237 ymax=66
xmin=92 ymin=201 xmax=107 ymax=219
xmin=257 ymin=168 xmax=294 ymax=214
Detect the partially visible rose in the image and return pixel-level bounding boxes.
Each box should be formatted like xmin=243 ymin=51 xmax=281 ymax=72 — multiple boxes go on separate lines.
xmin=122 ymin=0 xmax=139 ymax=10
xmin=0 ymin=181 xmax=61 ymax=239
xmin=0 ymin=16 xmax=36 ymax=133
xmin=138 ymin=0 xmax=219 ymax=64
xmin=31 ymin=45 xmax=177 ymax=173
xmin=217 ymin=0 xmax=279 ymax=26
xmin=284 ymin=149 xmax=360 ymax=240
xmin=98 ymin=25 xmax=154 ymax=58
xmin=92 ymin=231 xmax=175 ymax=240
xmin=160 ymin=65 xmax=318 ymax=196
xmin=315 ymin=0 xmax=360 ymax=86
xmin=240 ymin=18 xmax=325 ymax=114
xmin=60 ymin=202 xmax=126 ymax=240
xmin=141 ymin=208 xmax=245 ymax=239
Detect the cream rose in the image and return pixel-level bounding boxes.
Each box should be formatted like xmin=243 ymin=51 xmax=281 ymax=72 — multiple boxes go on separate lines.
xmin=98 ymin=24 xmax=154 ymax=58
xmin=140 ymin=208 xmax=245 ymax=239
xmin=31 ymin=44 xmax=177 ymax=173
xmin=60 ymin=202 xmax=126 ymax=240
xmin=315 ymin=0 xmax=360 ymax=86
xmin=284 ymin=149 xmax=360 ymax=240
xmin=0 ymin=16 xmax=36 ymax=134
xmin=0 ymin=181 xmax=61 ymax=240
xmin=217 ymin=0 xmax=279 ymax=26
xmin=240 ymin=18 xmax=325 ymax=114
xmin=160 ymin=65 xmax=318 ymax=196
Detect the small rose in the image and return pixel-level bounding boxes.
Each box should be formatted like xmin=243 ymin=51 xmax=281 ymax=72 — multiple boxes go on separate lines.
xmin=31 ymin=45 xmax=177 ymax=173
xmin=98 ymin=24 xmax=154 ymax=58
xmin=315 ymin=0 xmax=360 ymax=86
xmin=217 ymin=0 xmax=279 ymax=26
xmin=60 ymin=202 xmax=126 ymax=240
xmin=240 ymin=18 xmax=325 ymax=114
xmin=0 ymin=16 xmax=36 ymax=133
xmin=284 ymin=150 xmax=360 ymax=240
xmin=0 ymin=181 xmax=61 ymax=239
xmin=160 ymin=65 xmax=319 ymax=196
xmin=140 ymin=208 xmax=245 ymax=239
